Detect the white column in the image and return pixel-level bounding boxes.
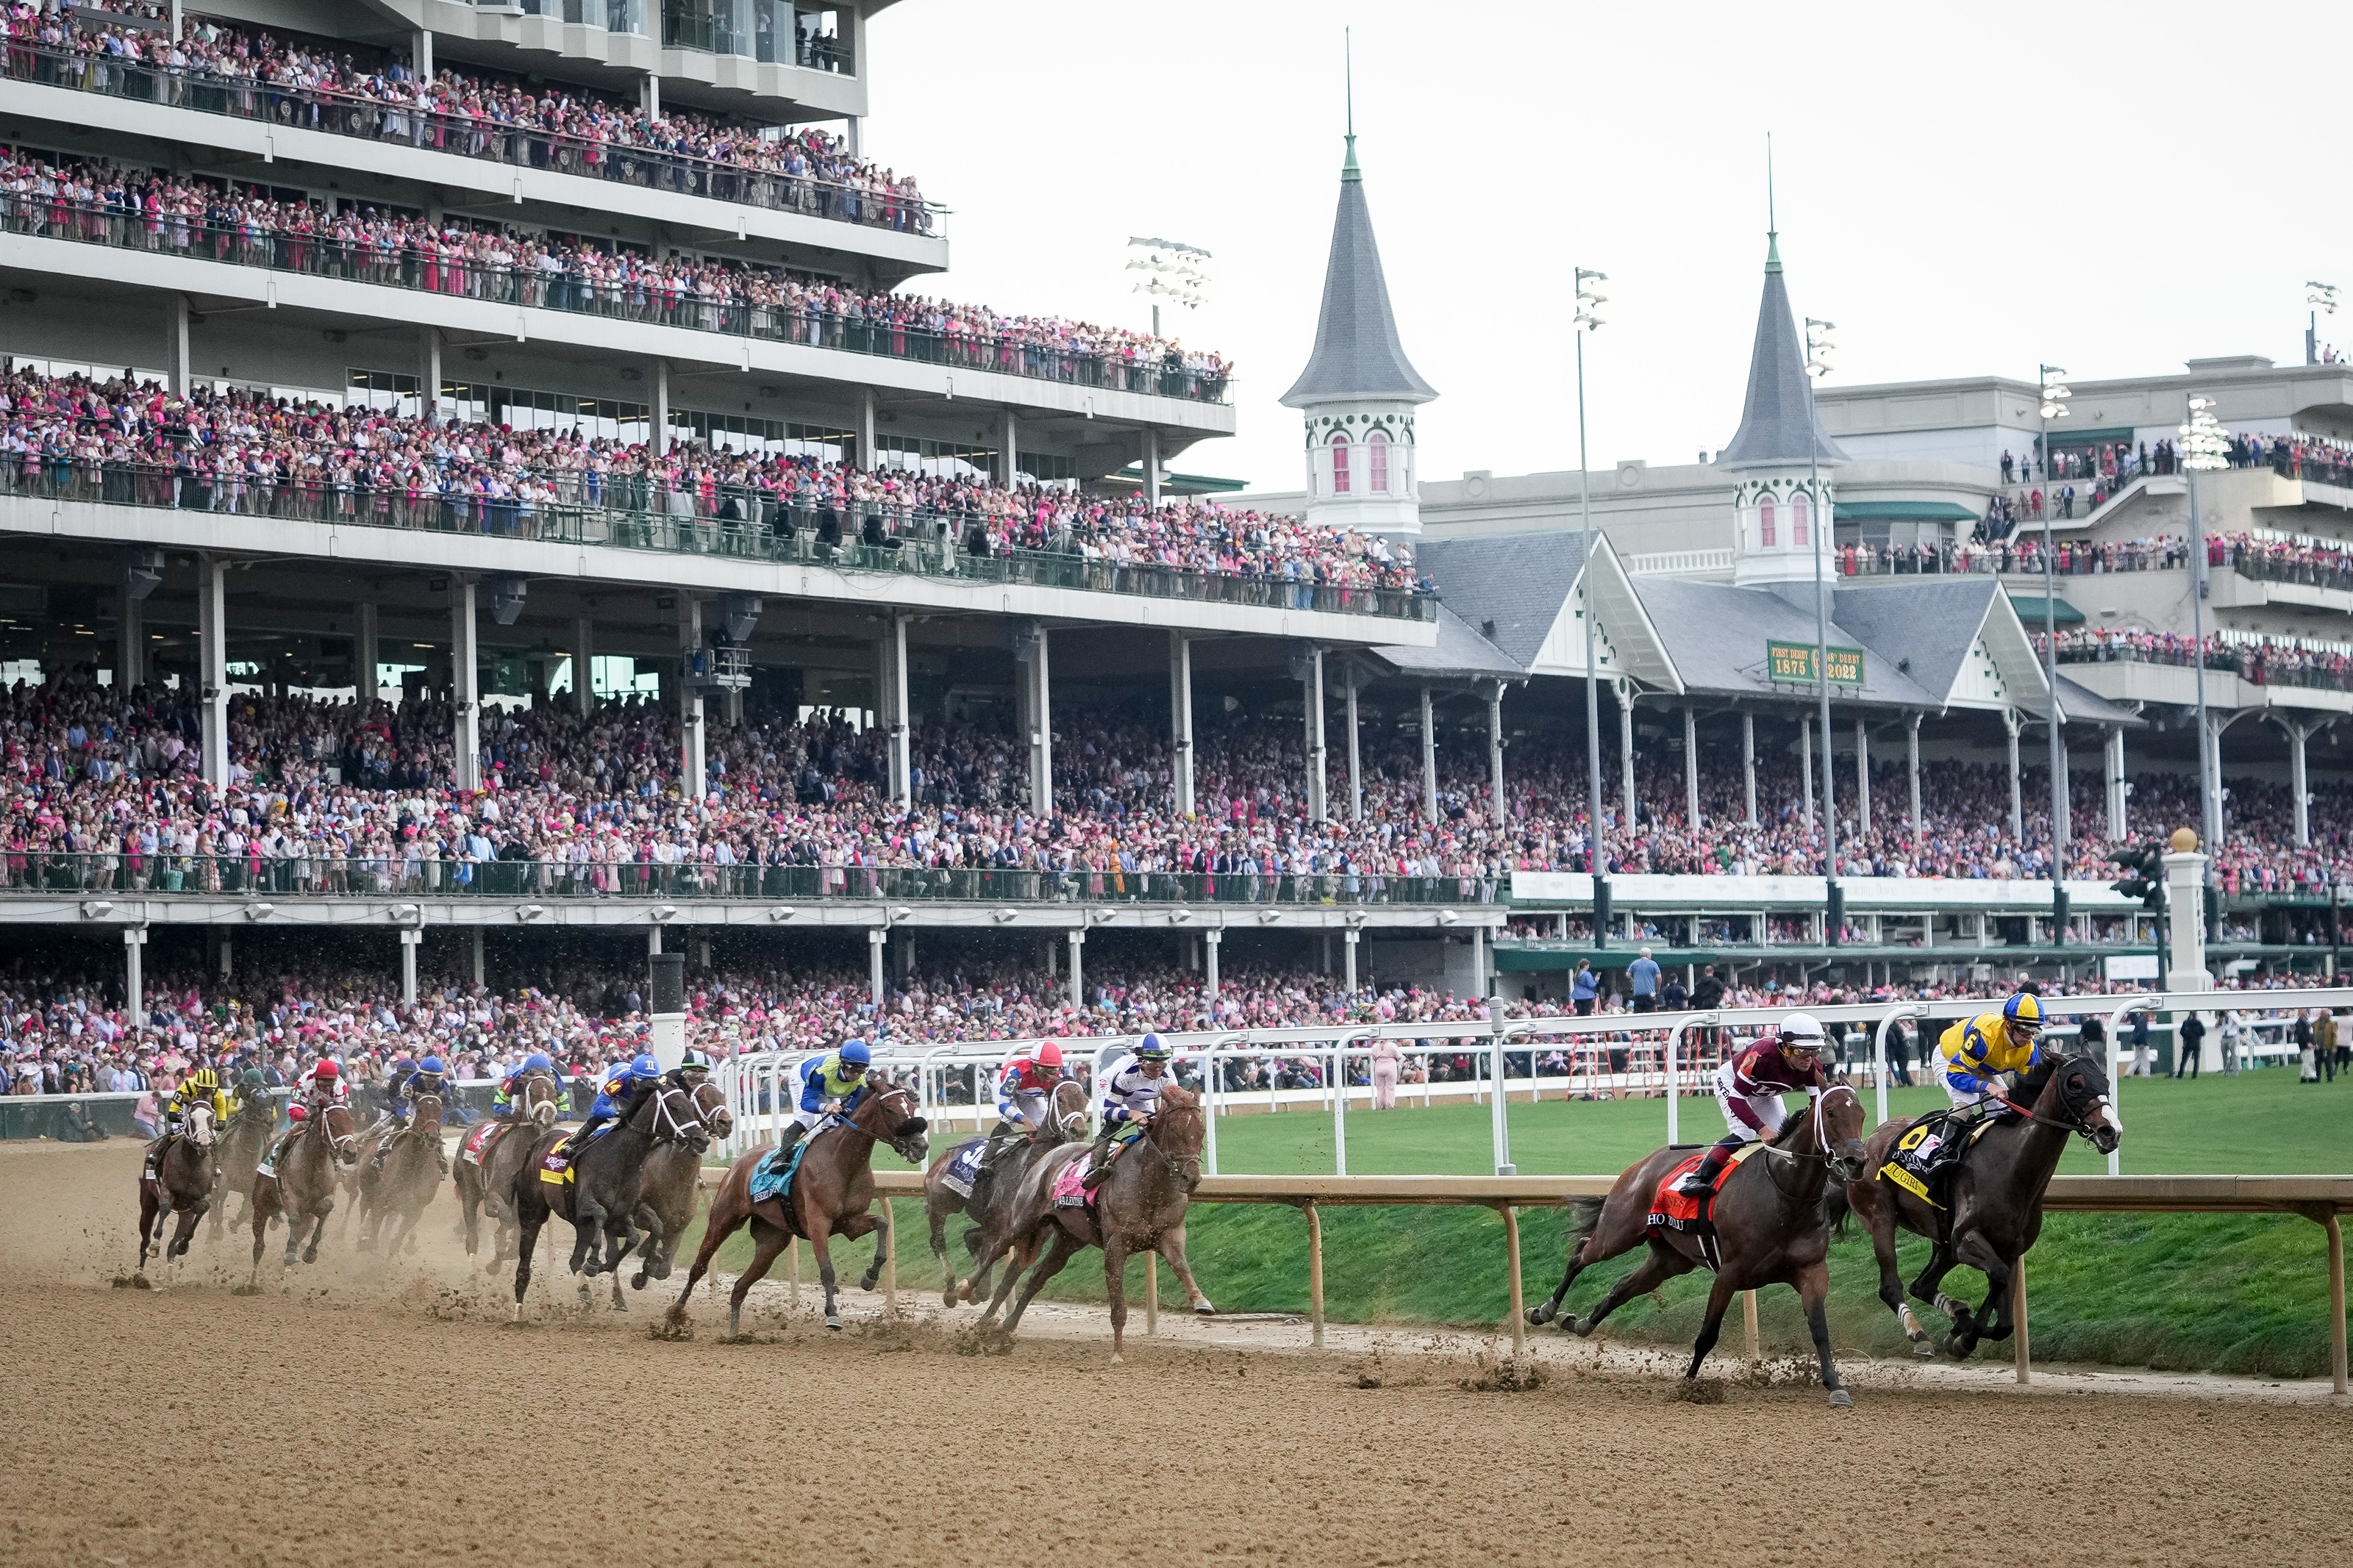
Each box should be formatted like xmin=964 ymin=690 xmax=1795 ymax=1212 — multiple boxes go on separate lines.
xmin=868 ymin=928 xmax=885 ymax=1006
xmin=1684 ymin=706 xmax=1701 ymax=829
xmin=1471 ymin=922 xmax=1489 ymax=998
xmin=197 ymin=554 xmax=227 ymax=787
xmin=1618 ymin=686 xmax=1635 ymax=831
xmin=1742 ymin=711 xmax=1757 ymax=826
xmin=641 ymin=71 xmax=660 ymax=119
xmin=1419 ymin=685 xmax=1438 ymax=821
xmin=399 ymin=926 xmax=421 ymax=1008
xmin=857 ymin=387 xmax=879 ymax=473
xmin=118 ymin=594 xmax=143 ymax=692
xmin=357 ymin=601 xmax=380 ymax=704
xmin=2105 ymin=726 xmax=2127 ymax=842
xmin=679 ymin=595 xmax=705 ymax=798
xmin=2165 ymin=845 xmax=2213 ymax=992
xmin=880 ymin=613 xmax=910 ymax=806
xmin=1488 ymin=680 xmax=1507 ymax=823
xmin=1065 ymin=928 xmax=1085 ymax=1011
xmin=1001 ymin=409 xmax=1018 ymax=485
xmin=451 ymin=578 xmax=479 ymax=792
xmin=1142 ymin=429 xmax=1162 ymax=506
xmin=124 ymin=928 xmax=146 ymax=1023
xmin=651 ymin=359 xmax=671 ymax=455
xmin=1799 ymin=715 xmax=1814 ymax=827
xmin=1168 ymin=631 xmax=1194 ymax=817
xmin=1854 ymin=717 xmax=1871 ymax=838
xmin=168 ymin=295 xmax=191 ymax=397
xmin=471 ymin=928 xmax=485 ymax=988
xmin=1343 ymin=928 xmax=1360 ymax=993
xmin=2004 ymin=708 xmax=2024 ymax=843
xmin=571 ymin=612 xmax=593 ymax=717
xmin=1908 ymin=713 xmax=1924 ymax=847
xmin=2286 ymin=720 xmax=2315 ymax=848
xmin=418 ymin=326 xmax=441 ymax=424
xmin=1203 ymin=928 xmax=1221 ymax=1004
xmin=1025 ymin=624 xmax=1053 ymax=813
xmin=412 ymin=26 xmax=432 ymax=79
xmin=1302 ymin=646 xmax=1327 ymax=823
xmin=1347 ymin=668 xmax=1365 ymax=823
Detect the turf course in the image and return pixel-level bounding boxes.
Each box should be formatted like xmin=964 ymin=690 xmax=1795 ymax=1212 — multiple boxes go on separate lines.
xmin=684 ymin=1070 xmax=2352 ymax=1376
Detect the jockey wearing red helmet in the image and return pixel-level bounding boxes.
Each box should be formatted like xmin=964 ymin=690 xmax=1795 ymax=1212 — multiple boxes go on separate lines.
xmin=971 ymin=1042 xmax=1068 ymax=1200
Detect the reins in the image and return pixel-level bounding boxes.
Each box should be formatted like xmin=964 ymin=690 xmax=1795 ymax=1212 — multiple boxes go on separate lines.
xmin=1763 ymin=1083 xmax=1860 ymax=1200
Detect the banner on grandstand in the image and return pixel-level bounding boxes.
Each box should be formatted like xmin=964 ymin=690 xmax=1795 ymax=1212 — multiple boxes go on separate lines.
xmin=1766 ymin=640 xmax=1865 ymax=687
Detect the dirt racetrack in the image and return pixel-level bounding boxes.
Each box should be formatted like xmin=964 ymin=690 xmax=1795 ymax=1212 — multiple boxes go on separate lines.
xmin=5 ymin=1139 xmax=2347 ymax=1568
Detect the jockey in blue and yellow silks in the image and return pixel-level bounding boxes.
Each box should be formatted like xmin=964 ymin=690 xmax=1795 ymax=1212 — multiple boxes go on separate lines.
xmin=776 ymin=1039 xmax=874 ymax=1156
xmin=566 ymin=1053 xmax=663 ymax=1153
xmin=1937 ymin=992 xmax=2046 ymax=1111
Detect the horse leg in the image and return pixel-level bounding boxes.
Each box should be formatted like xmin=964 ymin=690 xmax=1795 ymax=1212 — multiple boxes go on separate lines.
xmin=303 ymin=1200 xmax=332 ymax=1264
xmin=1537 ymin=1200 xmax=1647 ymax=1328
xmin=1857 ymin=1187 xmax=1932 ymax=1356
xmin=1683 ymin=1270 xmax=1740 ymax=1382
xmin=1946 ymin=1231 xmax=2013 ymax=1360
xmin=1911 ymin=1243 xmax=1976 ymax=1348
xmin=1103 ymin=1232 xmax=1132 ymax=1365
xmin=724 ymin=1223 xmax=790 ymax=1340
xmin=671 ymin=1200 xmax=749 ymax=1328
xmin=512 ymin=1214 xmax=546 ymax=1319
xmin=1157 ymin=1224 xmax=1215 ymax=1315
xmin=1572 ymin=1239 xmax=1695 ymax=1338
xmin=807 ymin=1215 xmax=846 ymax=1329
xmin=137 ymin=1187 xmax=157 ymax=1272
xmin=571 ymin=1195 xmax=607 ymax=1276
xmin=459 ymin=1181 xmax=480 ymax=1256
xmin=1796 ymin=1258 xmax=1850 ymax=1407
xmin=857 ymin=1203 xmax=890 ymax=1293
xmin=929 ymin=1200 xmax=958 ymax=1308
xmin=999 ymin=1225 xmax=1083 ymax=1339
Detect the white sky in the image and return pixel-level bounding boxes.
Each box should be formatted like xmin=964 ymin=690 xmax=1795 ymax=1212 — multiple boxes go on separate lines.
xmin=865 ymin=1 xmax=2349 ymax=492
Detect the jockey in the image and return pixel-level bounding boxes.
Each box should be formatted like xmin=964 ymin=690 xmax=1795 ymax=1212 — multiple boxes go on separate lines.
xmin=374 ymin=1056 xmax=451 ymax=1175
xmin=1081 ymin=1034 xmax=1171 ymax=1190
xmin=493 ymin=1052 xmax=559 ymax=1117
xmin=568 ymin=1053 xmax=664 ymax=1153
xmin=1673 ymin=1013 xmax=1832 ymax=1198
xmin=972 ymin=1042 xmax=1064 ymax=1198
xmin=663 ymin=1047 xmax=714 ymax=1095
xmin=1937 ymin=992 xmax=2046 ymax=1112
xmin=296 ymin=1056 xmax=348 ymax=1114
xmin=235 ymin=1067 xmax=268 ymax=1115
xmin=775 ymin=1039 xmax=874 ymax=1158
xmin=145 ymin=1067 xmax=232 ymax=1187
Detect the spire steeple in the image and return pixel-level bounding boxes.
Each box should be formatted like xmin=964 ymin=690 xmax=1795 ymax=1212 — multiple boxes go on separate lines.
xmin=1342 ymin=28 xmax=1360 ymax=183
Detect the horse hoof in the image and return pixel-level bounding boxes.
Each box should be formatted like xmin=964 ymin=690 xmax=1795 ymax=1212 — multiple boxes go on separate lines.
xmin=1109 ymin=1353 xmax=1125 ymax=1367
xmin=610 ymin=1299 xmax=628 ymax=1313
xmin=1525 ymin=1304 xmax=1553 ymax=1327
xmin=1912 ymin=1341 xmax=1935 ymax=1359
xmin=1828 ymin=1389 xmax=1853 ymax=1409
xmin=825 ymin=1315 xmax=843 ymax=1331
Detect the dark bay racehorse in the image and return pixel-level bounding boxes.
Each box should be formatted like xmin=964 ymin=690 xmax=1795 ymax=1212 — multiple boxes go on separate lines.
xmin=981 ymin=1085 xmax=1216 ymax=1364
xmin=246 ymin=1101 xmax=360 ymax=1288
xmin=453 ymin=1067 xmax=562 ymax=1270
xmin=209 ymin=1096 xmax=277 ymax=1237
xmin=357 ymin=1092 xmax=445 ymax=1256
xmin=1838 ymin=1054 xmax=2121 ymax=1359
xmin=138 ymin=1103 xmax=218 ymax=1275
xmin=924 ymin=1078 xmax=1088 ymax=1309
xmin=1527 ymin=1085 xmax=1870 ymax=1406
xmin=510 ymin=1083 xmax=707 ymax=1317
xmin=619 ymin=1079 xmax=734 ymax=1306
xmin=671 ymin=1073 xmax=928 ymax=1335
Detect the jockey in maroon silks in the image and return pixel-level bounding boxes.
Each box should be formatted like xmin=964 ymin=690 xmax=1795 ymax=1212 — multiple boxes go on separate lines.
xmin=1673 ymin=1012 xmax=1832 ymax=1198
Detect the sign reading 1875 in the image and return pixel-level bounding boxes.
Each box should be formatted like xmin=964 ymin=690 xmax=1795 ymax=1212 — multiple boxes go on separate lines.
xmin=1766 ymin=640 xmax=1866 ymax=686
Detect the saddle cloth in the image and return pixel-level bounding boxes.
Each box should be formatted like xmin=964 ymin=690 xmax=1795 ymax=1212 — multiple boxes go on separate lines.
xmin=1877 ymin=1112 xmax=1998 ymax=1206
xmin=459 ymin=1120 xmax=507 ymax=1167
xmin=1643 ymin=1143 xmax=1765 ymax=1270
xmin=1051 ymin=1152 xmax=1093 ymax=1209
xmin=940 ymin=1139 xmax=987 ymax=1200
xmin=537 ymin=1145 xmax=574 ymax=1186
xmin=748 ymin=1116 xmax=838 ymax=1206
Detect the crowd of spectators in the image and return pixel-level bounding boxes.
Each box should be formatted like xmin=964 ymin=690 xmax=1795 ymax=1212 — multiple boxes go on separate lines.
xmin=0 ymin=143 xmax=1228 ymax=394
xmin=1838 ymin=532 xmax=2185 ymax=578
xmin=0 ymin=366 xmax=1399 ymax=589
xmin=2046 ymin=628 xmax=2353 ymax=695
xmin=4 ymin=7 xmax=920 ymax=229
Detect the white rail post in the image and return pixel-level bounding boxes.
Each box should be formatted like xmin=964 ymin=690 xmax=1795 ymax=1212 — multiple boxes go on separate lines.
xmin=1332 ymin=1040 xmax=1346 ymax=1177
xmin=1873 ymin=1005 xmax=1925 ymax=1128
xmin=2101 ymin=998 xmax=2150 ymax=1178
xmin=1489 ymin=999 xmax=1513 ymax=1175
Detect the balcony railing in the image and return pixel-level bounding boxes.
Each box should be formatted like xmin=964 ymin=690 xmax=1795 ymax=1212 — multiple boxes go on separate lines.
xmin=2227 ymin=543 xmax=2353 ymax=595
xmin=3 ymin=855 xmax=1490 ymax=906
xmin=0 ymin=457 xmax=1435 ymax=620
xmin=0 ymin=37 xmax=915 ymax=235
xmin=2051 ymin=637 xmax=2353 ymax=694
xmin=0 ymin=188 xmax=1230 ymax=404
xmin=1836 ymin=539 xmax=2185 ymax=578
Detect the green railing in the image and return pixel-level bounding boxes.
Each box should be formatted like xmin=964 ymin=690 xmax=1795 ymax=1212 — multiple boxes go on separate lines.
xmin=0 ymin=457 xmax=1434 ymax=620
xmin=0 ymin=854 xmax=1495 ymax=907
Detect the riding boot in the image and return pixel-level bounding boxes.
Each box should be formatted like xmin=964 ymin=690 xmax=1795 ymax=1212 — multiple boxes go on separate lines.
xmin=1079 ymin=1128 xmax=1118 ymax=1190
xmin=1674 ymin=1139 xmax=1739 ymax=1198
xmin=771 ymin=1124 xmax=806 ymax=1164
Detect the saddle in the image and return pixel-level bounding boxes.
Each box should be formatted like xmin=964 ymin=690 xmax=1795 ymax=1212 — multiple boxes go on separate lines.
xmin=1878 ymin=1109 xmax=2003 ymax=1211
xmin=747 ymin=1116 xmax=837 ymax=1216
xmin=1645 ymin=1145 xmax=1763 ymax=1271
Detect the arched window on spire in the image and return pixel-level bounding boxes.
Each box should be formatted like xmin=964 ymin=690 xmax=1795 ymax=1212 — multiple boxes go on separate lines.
xmin=1793 ymin=495 xmax=1810 ymax=548
xmin=1759 ymin=498 xmax=1777 ymax=547
xmin=1367 ymin=430 xmax=1390 ymax=493
xmin=1331 ymin=432 xmax=1352 ymax=495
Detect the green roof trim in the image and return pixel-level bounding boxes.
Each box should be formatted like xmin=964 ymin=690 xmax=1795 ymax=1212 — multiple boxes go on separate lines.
xmin=2003 ymin=592 xmax=2085 ymax=626
xmin=1832 ymin=501 xmax=1979 ymax=522
xmin=2042 ymin=426 xmax=2138 ymax=447
xmin=1110 ymin=465 xmax=1248 ymax=493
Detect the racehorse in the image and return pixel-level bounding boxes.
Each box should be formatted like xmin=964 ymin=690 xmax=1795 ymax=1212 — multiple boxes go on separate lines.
xmin=335 ymin=1114 xmax=397 ymax=1239
xmin=509 ymin=1082 xmax=708 ymax=1317
xmin=980 ymin=1084 xmax=1216 ymax=1364
xmin=923 ymin=1078 xmax=1088 ymax=1309
xmin=670 ymin=1073 xmax=928 ymax=1335
xmin=357 ymin=1092 xmax=445 ymax=1256
xmin=209 ymin=1095 xmax=278 ymax=1237
xmin=1526 ymin=1084 xmax=1870 ymax=1406
xmin=1836 ymin=1053 xmax=2121 ymax=1360
xmin=621 ymin=1078 xmax=734 ymax=1304
xmin=452 ymin=1067 xmax=562 ymax=1271
xmin=138 ymin=1103 xmax=218 ymax=1275
xmin=245 ymin=1100 xmax=359 ymax=1288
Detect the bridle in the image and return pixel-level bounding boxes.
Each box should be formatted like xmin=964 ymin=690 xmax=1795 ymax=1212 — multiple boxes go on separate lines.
xmin=646 ymin=1084 xmax=708 ymax=1148
xmin=687 ymin=1078 xmax=733 ymax=1137
xmin=1765 ymin=1082 xmax=1863 ymax=1197
xmin=849 ymin=1081 xmax=926 ymax=1163
xmin=1133 ymin=1102 xmax=1206 ymax=1189
xmin=1997 ymin=1056 xmax=2115 ymax=1144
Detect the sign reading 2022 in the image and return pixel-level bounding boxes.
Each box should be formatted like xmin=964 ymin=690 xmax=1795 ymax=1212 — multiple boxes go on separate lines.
xmin=1766 ymin=640 xmax=1865 ymax=687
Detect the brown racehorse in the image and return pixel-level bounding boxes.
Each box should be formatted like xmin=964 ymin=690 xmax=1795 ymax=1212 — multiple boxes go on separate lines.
xmin=138 ymin=1103 xmax=218 ymax=1275
xmin=621 ymin=1078 xmax=733 ymax=1304
xmin=924 ymin=1078 xmax=1087 ymax=1309
xmin=1835 ymin=1054 xmax=2121 ymax=1360
xmin=981 ymin=1085 xmax=1216 ymax=1364
xmin=245 ymin=1100 xmax=360 ymax=1288
xmin=671 ymin=1073 xmax=929 ymax=1335
xmin=453 ymin=1068 xmax=563 ymax=1270
xmin=357 ymin=1092 xmax=446 ymax=1256
xmin=509 ymin=1082 xmax=708 ymax=1317
xmin=1526 ymin=1084 xmax=1871 ymax=1406
xmin=209 ymin=1096 xmax=278 ymax=1238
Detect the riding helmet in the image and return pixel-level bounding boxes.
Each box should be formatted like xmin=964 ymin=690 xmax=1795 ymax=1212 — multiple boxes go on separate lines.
xmin=2003 ymin=992 xmax=2044 ymax=1031
xmin=419 ymin=1056 xmax=447 ymax=1076
xmin=1779 ymin=1012 xmax=1826 ymax=1047
xmin=524 ymin=1052 xmax=554 ymax=1073
xmin=190 ymin=1067 xmax=220 ymax=1091
xmin=1033 ymin=1041 xmax=1064 ymax=1070
xmin=839 ymin=1039 xmax=873 ymax=1068
xmin=313 ymin=1059 xmax=340 ymax=1080
xmin=681 ymin=1048 xmax=713 ymax=1070
xmin=1135 ymin=1034 xmax=1171 ymax=1062
xmin=629 ymin=1053 xmax=662 ymax=1079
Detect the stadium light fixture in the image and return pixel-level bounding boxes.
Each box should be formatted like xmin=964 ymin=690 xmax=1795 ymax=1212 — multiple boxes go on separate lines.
xmin=1126 ymin=236 xmax=1212 ymax=337
xmin=2308 ymin=281 xmax=2339 ymax=365
xmin=1804 ymin=318 xmax=1836 ymax=378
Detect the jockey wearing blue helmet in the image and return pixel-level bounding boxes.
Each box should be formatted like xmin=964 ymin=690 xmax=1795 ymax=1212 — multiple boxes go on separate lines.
xmin=1082 ymin=1033 xmax=1174 ymax=1189
xmin=571 ymin=1052 xmax=665 ymax=1153
xmin=377 ymin=1055 xmax=453 ymax=1173
xmin=777 ymin=1038 xmax=877 ymax=1156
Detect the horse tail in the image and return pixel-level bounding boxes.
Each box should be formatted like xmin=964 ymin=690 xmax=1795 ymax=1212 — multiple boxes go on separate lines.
xmin=1561 ymin=1195 xmax=1605 ymax=1248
